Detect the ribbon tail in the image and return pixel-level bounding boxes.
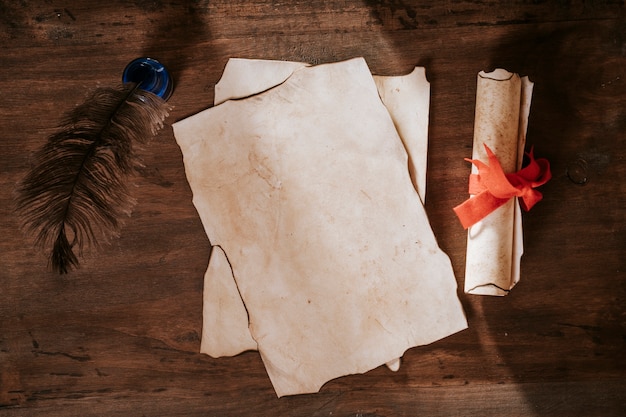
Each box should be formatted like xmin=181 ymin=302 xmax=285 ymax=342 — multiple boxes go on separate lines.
xmin=453 ymin=190 xmax=511 ymax=229
xmin=519 ymin=189 xmax=544 ymax=211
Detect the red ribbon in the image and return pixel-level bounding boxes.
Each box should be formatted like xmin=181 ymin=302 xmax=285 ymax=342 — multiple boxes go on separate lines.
xmin=453 ymin=144 xmax=551 ymax=229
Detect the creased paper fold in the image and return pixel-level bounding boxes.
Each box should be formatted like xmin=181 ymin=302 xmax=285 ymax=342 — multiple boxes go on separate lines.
xmin=173 ymin=57 xmax=467 ymax=396
xmin=464 ymin=69 xmax=534 ymax=296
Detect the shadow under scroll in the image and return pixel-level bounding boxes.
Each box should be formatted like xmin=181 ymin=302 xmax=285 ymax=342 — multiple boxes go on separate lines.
xmin=361 ymin=1 xmax=626 ymax=415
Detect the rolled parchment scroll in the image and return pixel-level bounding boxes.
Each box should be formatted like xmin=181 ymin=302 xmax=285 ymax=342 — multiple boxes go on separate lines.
xmin=464 ymin=69 xmax=533 ymax=296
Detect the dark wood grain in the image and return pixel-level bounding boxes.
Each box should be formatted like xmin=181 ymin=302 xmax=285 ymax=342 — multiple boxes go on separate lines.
xmin=1 ymin=1 xmax=625 ymax=415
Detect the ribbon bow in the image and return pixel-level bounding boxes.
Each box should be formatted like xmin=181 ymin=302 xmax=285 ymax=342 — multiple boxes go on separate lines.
xmin=453 ymin=144 xmax=551 ymax=229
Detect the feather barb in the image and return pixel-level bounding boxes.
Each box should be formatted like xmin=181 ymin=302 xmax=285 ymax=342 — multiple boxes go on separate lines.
xmin=16 ymin=83 xmax=171 ymax=273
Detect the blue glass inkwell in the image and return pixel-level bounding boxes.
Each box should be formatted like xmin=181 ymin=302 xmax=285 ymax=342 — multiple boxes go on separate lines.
xmin=122 ymin=57 xmax=174 ymax=100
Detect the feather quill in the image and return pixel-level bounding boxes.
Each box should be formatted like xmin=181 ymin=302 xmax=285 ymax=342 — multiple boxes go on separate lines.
xmin=16 ymin=83 xmax=171 ymax=274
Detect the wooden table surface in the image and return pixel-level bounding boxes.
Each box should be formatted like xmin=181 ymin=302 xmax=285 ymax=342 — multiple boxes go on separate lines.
xmin=1 ymin=1 xmax=625 ymax=415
